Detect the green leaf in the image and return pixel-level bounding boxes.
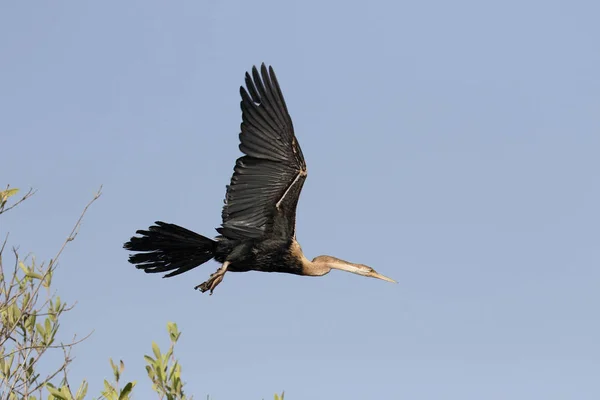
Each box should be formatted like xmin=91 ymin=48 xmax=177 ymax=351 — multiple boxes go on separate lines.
xmin=145 ymin=364 xmax=155 ymax=380
xmin=45 ymin=383 xmax=69 ymax=400
xmin=36 ymin=322 xmax=46 ymax=337
xmin=25 ymin=271 xmax=43 ymax=280
xmin=102 ymin=379 xmax=118 ymax=400
xmin=118 ymin=382 xmax=136 ymax=400
xmin=0 ymin=188 xmax=19 ymax=207
xmin=75 ymin=380 xmax=88 ymax=400
xmin=154 ymin=356 xmax=165 ymax=384
xmin=167 ymin=321 xmax=180 ymax=342
xmin=45 ymin=318 xmax=51 ymax=337
xmin=42 ymin=267 xmax=53 ymax=288
xmin=1 ymin=353 xmax=14 ymax=376
xmin=163 ymin=346 xmax=173 ymax=365
xmin=19 ymin=261 xmax=30 ymax=275
xmin=23 ymin=292 xmax=31 ymax=307
xmin=152 ymin=341 xmax=161 ymax=359
xmin=109 ymin=358 xmax=120 ymax=381
xmin=167 ymin=321 xmax=175 ymax=332
xmin=2 ymin=188 xmax=19 ymax=198
xmin=55 ymin=296 xmax=62 ymax=312
xmin=167 ymin=360 xmax=177 ymax=381
xmin=25 ymin=310 xmax=37 ymax=333
xmin=8 ymin=303 xmax=21 ymax=326
xmin=143 ymin=355 xmax=155 ymax=364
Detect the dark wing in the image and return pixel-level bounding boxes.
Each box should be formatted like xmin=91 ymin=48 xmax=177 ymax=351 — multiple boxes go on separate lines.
xmin=217 ymin=64 xmax=307 ymax=241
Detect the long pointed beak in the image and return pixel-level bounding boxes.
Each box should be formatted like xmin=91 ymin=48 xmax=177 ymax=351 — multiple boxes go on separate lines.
xmin=368 ymin=270 xmax=397 ymax=283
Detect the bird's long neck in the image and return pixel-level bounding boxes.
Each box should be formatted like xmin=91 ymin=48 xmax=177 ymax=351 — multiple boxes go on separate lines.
xmin=291 ymin=240 xmax=330 ymax=276
xmin=291 ymin=240 xmax=366 ymax=277
xmin=291 ymin=240 xmax=397 ymax=283
xmin=301 ymin=258 xmax=333 ymax=276
xmin=302 ymin=255 xmax=366 ymax=277
xmin=306 ymin=255 xmax=367 ymax=276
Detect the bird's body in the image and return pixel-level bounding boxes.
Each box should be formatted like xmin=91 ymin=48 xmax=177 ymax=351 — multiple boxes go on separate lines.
xmin=124 ymin=64 xmax=395 ymax=294
xmin=214 ymin=237 xmax=305 ymax=275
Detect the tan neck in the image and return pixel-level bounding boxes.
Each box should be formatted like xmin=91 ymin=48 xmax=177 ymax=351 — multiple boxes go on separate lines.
xmin=302 ymin=255 xmax=365 ymax=277
xmin=302 ymin=258 xmax=333 ymax=276
xmin=291 ymin=240 xmax=330 ymax=276
xmin=291 ymin=240 xmax=370 ymax=277
xmin=292 ymin=241 xmax=396 ymax=283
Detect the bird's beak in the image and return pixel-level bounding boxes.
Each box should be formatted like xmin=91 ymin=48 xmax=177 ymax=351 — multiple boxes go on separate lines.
xmin=368 ymin=270 xmax=397 ymax=283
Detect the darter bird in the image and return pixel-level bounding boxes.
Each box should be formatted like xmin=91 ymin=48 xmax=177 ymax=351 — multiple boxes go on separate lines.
xmin=124 ymin=64 xmax=396 ymax=295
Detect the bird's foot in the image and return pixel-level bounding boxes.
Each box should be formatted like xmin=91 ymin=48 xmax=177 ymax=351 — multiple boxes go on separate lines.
xmin=195 ymin=262 xmax=229 ymax=295
xmin=195 ymin=273 xmax=224 ymax=295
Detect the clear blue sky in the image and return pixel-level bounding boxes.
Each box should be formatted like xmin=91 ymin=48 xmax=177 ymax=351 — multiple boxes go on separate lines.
xmin=2 ymin=1 xmax=599 ymax=399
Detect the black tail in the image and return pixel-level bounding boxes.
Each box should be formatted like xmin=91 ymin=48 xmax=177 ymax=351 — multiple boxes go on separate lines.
xmin=124 ymin=221 xmax=216 ymax=278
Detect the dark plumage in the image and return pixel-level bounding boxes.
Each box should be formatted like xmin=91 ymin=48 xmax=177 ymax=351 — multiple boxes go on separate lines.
xmin=124 ymin=64 xmax=395 ymax=294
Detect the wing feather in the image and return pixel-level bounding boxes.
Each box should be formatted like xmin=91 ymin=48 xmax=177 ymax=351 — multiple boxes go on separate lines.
xmin=218 ymin=64 xmax=307 ymax=240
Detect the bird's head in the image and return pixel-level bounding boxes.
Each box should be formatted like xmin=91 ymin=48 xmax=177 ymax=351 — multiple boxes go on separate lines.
xmin=311 ymin=255 xmax=397 ymax=283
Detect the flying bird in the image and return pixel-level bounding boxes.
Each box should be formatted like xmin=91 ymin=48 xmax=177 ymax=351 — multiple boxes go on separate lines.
xmin=124 ymin=64 xmax=396 ymax=294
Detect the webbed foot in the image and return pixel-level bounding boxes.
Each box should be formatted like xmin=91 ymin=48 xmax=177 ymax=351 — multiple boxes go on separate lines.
xmin=195 ymin=262 xmax=229 ymax=295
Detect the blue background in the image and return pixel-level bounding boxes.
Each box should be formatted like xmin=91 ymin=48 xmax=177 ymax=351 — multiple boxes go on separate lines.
xmin=2 ymin=1 xmax=599 ymax=399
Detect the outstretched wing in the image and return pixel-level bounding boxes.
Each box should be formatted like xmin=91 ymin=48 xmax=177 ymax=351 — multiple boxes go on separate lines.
xmin=217 ymin=64 xmax=307 ymax=241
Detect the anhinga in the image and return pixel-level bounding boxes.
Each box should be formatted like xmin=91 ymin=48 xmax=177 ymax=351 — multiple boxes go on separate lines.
xmin=124 ymin=64 xmax=396 ymax=294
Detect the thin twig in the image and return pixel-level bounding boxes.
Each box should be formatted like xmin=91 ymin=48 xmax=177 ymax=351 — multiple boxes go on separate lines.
xmin=49 ymin=185 xmax=103 ymax=270
xmin=1 ymin=328 xmax=94 ymax=360
xmin=60 ymin=339 xmax=74 ymax=393
xmin=0 ymin=233 xmax=9 ymax=298
xmin=0 ymin=187 xmax=36 ymax=215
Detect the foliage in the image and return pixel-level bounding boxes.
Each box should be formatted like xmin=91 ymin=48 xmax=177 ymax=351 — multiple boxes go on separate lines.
xmin=1 ymin=186 xmax=284 ymax=399
xmin=1 ymin=186 xmax=88 ymax=400
xmin=99 ymin=321 xmax=188 ymax=400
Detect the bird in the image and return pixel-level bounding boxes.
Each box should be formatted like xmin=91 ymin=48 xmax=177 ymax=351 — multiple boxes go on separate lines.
xmin=124 ymin=63 xmax=396 ymax=295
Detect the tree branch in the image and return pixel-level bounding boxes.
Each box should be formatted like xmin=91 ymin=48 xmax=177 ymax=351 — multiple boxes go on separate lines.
xmin=0 ymin=187 xmax=36 ymax=215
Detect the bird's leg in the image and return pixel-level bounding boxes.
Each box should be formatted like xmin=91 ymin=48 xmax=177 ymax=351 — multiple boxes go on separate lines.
xmin=195 ymin=261 xmax=230 ymax=295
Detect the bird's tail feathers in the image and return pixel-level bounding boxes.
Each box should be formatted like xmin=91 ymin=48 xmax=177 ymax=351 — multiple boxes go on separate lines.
xmin=124 ymin=221 xmax=216 ymax=278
